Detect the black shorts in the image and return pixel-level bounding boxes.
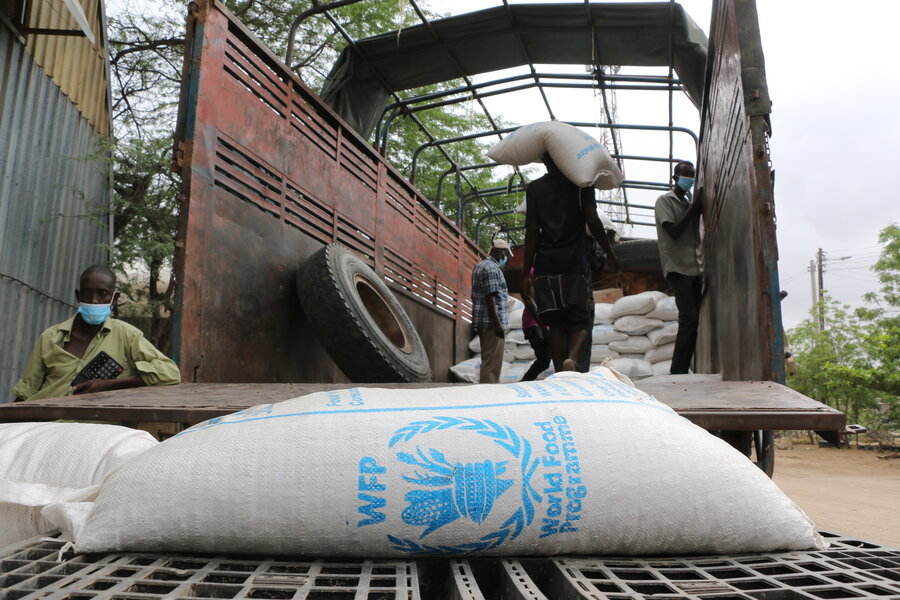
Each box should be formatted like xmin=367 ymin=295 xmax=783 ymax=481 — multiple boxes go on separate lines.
xmin=533 ymin=273 xmax=593 ymax=331
xmin=539 ymin=307 xmax=592 ymax=330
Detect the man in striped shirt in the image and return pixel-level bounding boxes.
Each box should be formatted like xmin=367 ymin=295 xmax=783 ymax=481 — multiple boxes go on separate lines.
xmin=471 ymin=240 xmax=513 ymax=383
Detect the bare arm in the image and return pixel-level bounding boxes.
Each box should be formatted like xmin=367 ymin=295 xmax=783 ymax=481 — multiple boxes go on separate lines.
xmin=72 ymin=375 xmax=146 ymax=395
xmin=662 ymin=188 xmax=703 ymax=240
xmin=583 ymin=194 xmax=620 ymax=272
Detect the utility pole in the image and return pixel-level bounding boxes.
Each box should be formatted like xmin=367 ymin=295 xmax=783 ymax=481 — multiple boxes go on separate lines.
xmin=816 ymin=248 xmax=825 ymax=329
xmin=809 ymin=260 xmax=818 ymax=331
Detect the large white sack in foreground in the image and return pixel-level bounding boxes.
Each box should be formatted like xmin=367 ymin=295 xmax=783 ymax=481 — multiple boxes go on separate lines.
xmin=46 ymin=370 xmax=823 ymax=557
xmin=0 ymin=423 xmax=157 ymax=548
xmin=488 ymin=122 xmax=623 ymax=190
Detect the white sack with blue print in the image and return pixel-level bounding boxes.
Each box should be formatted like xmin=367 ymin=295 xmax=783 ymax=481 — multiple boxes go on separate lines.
xmin=43 ymin=369 xmax=823 ymax=557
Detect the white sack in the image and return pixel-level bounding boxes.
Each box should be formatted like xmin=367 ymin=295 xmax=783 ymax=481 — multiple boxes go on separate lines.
xmin=589 ymin=345 xmax=620 ymax=363
xmin=647 ymin=322 xmax=678 ymax=347
xmin=613 ymin=315 xmax=663 ymax=336
xmin=645 ymin=343 xmax=676 ymax=364
xmin=508 ymin=295 xmax=524 ymax=312
xmin=45 ymin=370 xmax=822 ymax=558
xmin=500 ymin=362 xmax=531 ymax=384
xmin=610 ymin=291 xmax=667 ymax=319
xmin=609 ymin=358 xmax=654 ymax=380
xmin=0 ymin=423 xmax=156 ymax=549
xmin=609 ymin=335 xmax=653 ymax=354
xmin=647 ymin=295 xmax=679 ymax=321
xmin=591 ymin=324 xmax=628 ymax=345
xmin=468 ymin=339 xmax=518 ymax=363
xmin=450 ymin=358 xmax=483 ymax=383
xmin=475 ymin=346 xmax=518 ymax=364
xmin=514 ymin=344 xmax=536 ymax=361
xmin=593 ymin=303 xmax=615 ymax=324
xmin=507 ymin=329 xmax=527 ymax=345
xmin=508 ymin=307 xmax=524 ymax=330
xmin=652 ymin=360 xmax=672 ymax=376
xmin=450 ymin=359 xmax=527 ymax=384
xmin=487 ymin=122 xmax=623 ymax=190
xmin=618 ymin=353 xmax=646 ymax=360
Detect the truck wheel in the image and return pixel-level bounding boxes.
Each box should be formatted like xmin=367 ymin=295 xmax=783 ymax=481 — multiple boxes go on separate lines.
xmin=297 ymin=243 xmax=432 ymax=383
xmin=613 ymin=239 xmax=662 ymax=272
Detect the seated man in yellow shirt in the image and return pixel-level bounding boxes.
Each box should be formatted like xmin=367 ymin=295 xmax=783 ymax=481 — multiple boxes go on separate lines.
xmin=13 ymin=265 xmax=181 ymax=401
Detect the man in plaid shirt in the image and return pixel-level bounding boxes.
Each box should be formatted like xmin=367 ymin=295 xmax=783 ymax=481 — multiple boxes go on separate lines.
xmin=471 ymin=239 xmax=513 ymax=383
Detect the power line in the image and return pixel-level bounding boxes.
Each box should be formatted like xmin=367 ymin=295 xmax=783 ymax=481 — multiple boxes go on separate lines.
xmin=780 ymin=267 xmax=809 ymax=284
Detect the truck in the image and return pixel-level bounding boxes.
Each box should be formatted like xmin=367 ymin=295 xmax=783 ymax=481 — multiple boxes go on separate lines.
xmin=2 ymin=0 xmax=896 ymax=598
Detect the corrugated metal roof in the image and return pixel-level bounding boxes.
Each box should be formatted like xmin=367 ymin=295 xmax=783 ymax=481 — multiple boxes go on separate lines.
xmin=0 ymin=24 xmax=111 ymax=401
xmin=23 ymin=0 xmax=110 ymax=136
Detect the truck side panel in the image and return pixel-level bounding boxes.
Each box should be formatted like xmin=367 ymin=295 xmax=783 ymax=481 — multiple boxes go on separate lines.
xmin=696 ymin=0 xmax=782 ymax=382
xmin=172 ymin=0 xmax=477 ymax=383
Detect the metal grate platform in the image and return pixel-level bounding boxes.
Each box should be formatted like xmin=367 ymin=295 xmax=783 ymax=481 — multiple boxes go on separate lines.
xmin=1 ymin=532 xmax=897 ymax=599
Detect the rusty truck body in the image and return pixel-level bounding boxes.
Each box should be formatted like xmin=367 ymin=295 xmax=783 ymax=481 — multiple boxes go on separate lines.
xmin=167 ymin=0 xmax=781 ymax=388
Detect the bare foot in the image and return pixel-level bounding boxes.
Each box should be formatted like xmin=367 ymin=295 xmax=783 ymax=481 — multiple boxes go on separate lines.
xmin=562 ymin=358 xmax=576 ymax=372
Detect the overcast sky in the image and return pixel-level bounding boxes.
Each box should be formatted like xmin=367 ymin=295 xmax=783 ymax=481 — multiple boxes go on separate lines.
xmin=438 ymin=0 xmax=900 ymax=329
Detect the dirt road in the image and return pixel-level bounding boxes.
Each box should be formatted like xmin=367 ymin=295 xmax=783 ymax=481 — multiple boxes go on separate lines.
xmin=772 ymin=444 xmax=900 ymax=547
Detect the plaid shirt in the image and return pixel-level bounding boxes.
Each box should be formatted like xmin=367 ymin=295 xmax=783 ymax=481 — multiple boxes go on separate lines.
xmin=471 ymin=257 xmax=509 ymax=330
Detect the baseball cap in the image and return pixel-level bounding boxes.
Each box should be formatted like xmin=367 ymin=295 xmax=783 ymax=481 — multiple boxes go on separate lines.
xmin=491 ymin=239 xmax=513 ymax=256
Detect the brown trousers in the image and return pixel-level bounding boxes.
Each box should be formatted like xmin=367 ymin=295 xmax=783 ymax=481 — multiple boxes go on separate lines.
xmin=477 ymin=328 xmax=505 ymax=384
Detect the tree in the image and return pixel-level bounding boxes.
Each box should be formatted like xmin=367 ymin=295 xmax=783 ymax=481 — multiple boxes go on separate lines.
xmin=109 ymin=136 xmax=180 ymax=353
xmin=856 ymin=224 xmax=900 ymax=397
xmin=786 ymin=295 xmax=881 ymax=425
xmin=786 ymin=224 xmax=900 ymax=432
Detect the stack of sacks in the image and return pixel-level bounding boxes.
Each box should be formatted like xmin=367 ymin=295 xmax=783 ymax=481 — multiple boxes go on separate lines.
xmin=454 ymin=292 xmax=681 ymax=382
xmin=589 ymin=302 xmax=625 ymax=364
xmin=599 ymin=292 xmax=679 ymax=380
xmin=455 ymin=295 xmax=554 ymax=382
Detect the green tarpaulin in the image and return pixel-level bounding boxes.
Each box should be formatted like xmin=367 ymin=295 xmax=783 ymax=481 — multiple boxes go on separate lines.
xmin=320 ymin=2 xmax=708 ymax=138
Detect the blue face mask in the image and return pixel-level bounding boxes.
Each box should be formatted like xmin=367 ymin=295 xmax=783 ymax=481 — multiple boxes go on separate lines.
xmin=498 ymin=256 xmax=509 ymax=268
xmin=77 ymin=300 xmax=113 ymax=325
xmin=676 ymin=176 xmax=694 ymax=193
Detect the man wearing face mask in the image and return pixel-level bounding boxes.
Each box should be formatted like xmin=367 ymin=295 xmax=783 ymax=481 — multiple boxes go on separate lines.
xmin=655 ymin=160 xmax=704 ymax=374
xmin=12 ymin=265 xmax=180 ymax=401
xmin=471 ymin=239 xmax=513 ymax=384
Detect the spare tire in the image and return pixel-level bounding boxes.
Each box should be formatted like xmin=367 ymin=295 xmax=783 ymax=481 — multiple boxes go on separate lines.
xmin=297 ymin=243 xmax=432 ymax=383
xmin=613 ymin=239 xmax=662 ymax=272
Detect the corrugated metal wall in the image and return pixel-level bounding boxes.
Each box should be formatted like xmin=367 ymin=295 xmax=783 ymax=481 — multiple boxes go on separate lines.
xmin=0 ymin=24 xmax=111 ymax=402
xmin=24 ymin=0 xmax=110 ymax=136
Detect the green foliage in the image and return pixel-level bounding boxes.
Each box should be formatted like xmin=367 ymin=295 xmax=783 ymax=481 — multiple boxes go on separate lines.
xmin=787 ymin=295 xmax=880 ymax=422
xmin=109 ymin=135 xmax=180 ymax=353
xmin=786 ymin=224 xmax=900 ymax=432
xmin=855 ymin=224 xmax=900 ymax=398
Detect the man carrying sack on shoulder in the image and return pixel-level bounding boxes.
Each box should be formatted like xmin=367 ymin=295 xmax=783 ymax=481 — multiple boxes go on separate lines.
xmin=522 ymin=153 xmax=619 ymax=372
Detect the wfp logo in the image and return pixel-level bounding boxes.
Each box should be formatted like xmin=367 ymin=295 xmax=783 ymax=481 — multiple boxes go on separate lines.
xmin=400 ymin=450 xmax=513 ymax=535
xmin=386 ymin=416 xmax=541 ymax=555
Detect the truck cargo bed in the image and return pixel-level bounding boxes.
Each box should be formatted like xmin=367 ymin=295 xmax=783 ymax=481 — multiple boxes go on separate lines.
xmin=0 ymin=381 xmax=845 ymax=434
xmin=1 ymin=533 xmax=897 ymax=600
